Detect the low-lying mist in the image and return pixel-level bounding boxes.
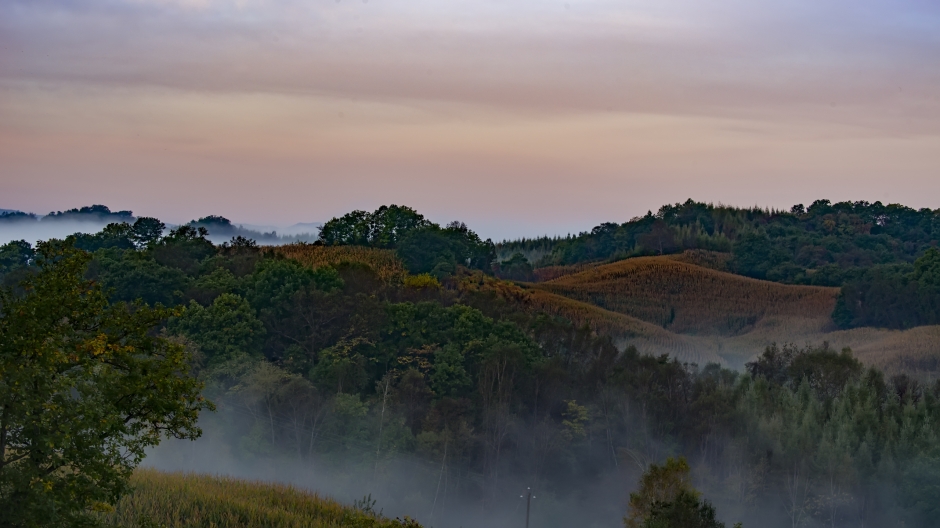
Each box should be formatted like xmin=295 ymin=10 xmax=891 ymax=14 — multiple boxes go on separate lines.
xmin=0 ymin=220 xmax=114 ymax=246
xmin=145 ymin=415 xmax=632 ymax=528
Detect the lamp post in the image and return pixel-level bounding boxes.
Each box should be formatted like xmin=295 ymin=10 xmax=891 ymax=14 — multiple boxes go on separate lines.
xmin=519 ymin=487 xmax=536 ymax=528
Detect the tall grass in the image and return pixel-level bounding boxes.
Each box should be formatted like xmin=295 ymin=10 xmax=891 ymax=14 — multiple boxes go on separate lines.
xmin=102 ymin=469 xmax=420 ymax=528
xmin=273 ymin=244 xmax=407 ymax=284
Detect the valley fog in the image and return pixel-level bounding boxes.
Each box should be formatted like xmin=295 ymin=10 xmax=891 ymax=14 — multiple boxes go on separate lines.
xmin=145 ymin=419 xmax=632 ymax=528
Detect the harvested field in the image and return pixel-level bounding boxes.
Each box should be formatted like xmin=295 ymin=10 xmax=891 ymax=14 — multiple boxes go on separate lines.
xmin=665 ymin=249 xmax=732 ymax=272
xmin=535 ymin=256 xmax=838 ymax=336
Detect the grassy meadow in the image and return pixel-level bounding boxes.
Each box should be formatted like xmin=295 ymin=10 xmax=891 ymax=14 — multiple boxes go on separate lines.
xmin=102 ymin=469 xmax=419 ymax=528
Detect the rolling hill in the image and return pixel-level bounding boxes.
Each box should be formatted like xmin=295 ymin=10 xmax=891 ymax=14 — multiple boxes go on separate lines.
xmin=499 ymin=255 xmax=940 ymax=374
xmin=533 ymin=256 xmax=838 ymax=336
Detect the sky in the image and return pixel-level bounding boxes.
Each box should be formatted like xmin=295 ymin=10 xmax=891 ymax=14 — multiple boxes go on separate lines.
xmin=1 ymin=0 xmax=939 ymax=240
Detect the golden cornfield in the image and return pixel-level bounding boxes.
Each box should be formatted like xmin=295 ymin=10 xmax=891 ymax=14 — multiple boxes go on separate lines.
xmin=535 ymin=256 xmax=838 ymax=336
xmin=665 ymin=249 xmax=733 ymax=272
xmin=273 ymin=244 xmax=407 ymax=284
xmin=524 ymin=288 xmax=726 ymax=365
xmin=488 ymin=256 xmax=940 ymax=374
xmin=101 ymin=469 xmax=418 ymax=528
xmin=531 ymin=262 xmax=602 ymax=282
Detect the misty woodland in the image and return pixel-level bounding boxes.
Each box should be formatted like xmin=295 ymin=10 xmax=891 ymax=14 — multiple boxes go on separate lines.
xmin=3 ymin=200 xmax=940 ymax=528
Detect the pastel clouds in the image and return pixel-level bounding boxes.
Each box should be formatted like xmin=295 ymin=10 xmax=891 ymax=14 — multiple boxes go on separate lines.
xmin=1 ymin=0 xmax=938 ymax=238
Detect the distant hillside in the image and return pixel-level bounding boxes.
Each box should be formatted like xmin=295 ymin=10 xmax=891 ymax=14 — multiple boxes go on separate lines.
xmin=496 ymin=200 xmax=940 ymax=331
xmin=484 ymin=257 xmax=940 ymax=374
xmin=500 ymin=199 xmax=940 ymax=281
xmin=533 ymin=256 xmax=838 ymax=336
xmin=102 ymin=469 xmax=419 ymax=528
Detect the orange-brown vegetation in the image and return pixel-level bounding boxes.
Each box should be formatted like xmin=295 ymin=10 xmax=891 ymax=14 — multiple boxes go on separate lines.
xmin=528 ymin=250 xmax=730 ymax=282
xmin=524 ymin=288 xmax=727 ymax=365
xmin=531 ymin=262 xmax=603 ymax=282
xmin=535 ymin=256 xmax=838 ymax=336
xmin=102 ymin=469 xmax=415 ymax=528
xmin=665 ymin=249 xmax=732 ymax=272
xmin=273 ymin=243 xmax=406 ymax=283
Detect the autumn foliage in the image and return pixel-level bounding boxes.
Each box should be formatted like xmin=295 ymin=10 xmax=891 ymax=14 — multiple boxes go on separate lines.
xmin=273 ymin=243 xmax=407 ymax=284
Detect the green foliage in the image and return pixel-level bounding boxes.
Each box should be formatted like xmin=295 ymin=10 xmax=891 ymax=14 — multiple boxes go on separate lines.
xmin=0 ymin=240 xmax=33 ymax=271
xmin=501 ymin=198 xmax=940 ymax=300
xmin=170 ymin=293 xmax=265 ymax=366
xmin=71 ymin=217 xmax=165 ymax=253
xmin=130 ymin=217 xmax=166 ymax=248
xmin=834 ymin=247 xmax=940 ymax=329
xmin=243 ymin=257 xmax=342 ymax=317
xmin=730 ymin=231 xmax=788 ymax=280
xmin=746 ymin=343 xmax=863 ymax=399
xmin=496 ymin=252 xmax=534 ymax=281
xmin=395 ymin=223 xmax=495 ymax=277
xmin=88 ymin=248 xmax=190 ymax=306
xmin=319 ymin=205 xmax=495 ymax=276
xmin=71 ymin=222 xmax=137 ymax=252
xmin=626 ymin=457 xmax=696 ymax=528
xmin=643 ymin=490 xmax=725 ymax=528
xmin=561 ymin=400 xmax=589 ymax=441
xmin=0 ymin=240 xmax=34 ymax=289
xmin=0 ymin=241 xmax=210 ymax=528
xmin=899 ymin=456 xmax=940 ymax=526
xmin=311 ymin=337 xmax=373 ymax=394
xmin=149 ymin=225 xmax=215 ymax=275
xmin=429 ymin=344 xmax=472 ymax=398
xmin=10 ymin=207 xmax=940 ymax=527
xmin=319 ymin=205 xmax=431 ymax=248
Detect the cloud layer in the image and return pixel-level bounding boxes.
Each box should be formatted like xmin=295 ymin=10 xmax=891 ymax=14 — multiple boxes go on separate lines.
xmin=2 ymin=0 xmax=939 ymax=238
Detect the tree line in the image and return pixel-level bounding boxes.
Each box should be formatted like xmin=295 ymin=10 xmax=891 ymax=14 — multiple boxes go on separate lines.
xmin=497 ymin=199 xmax=940 ymax=329
xmin=3 ymin=204 xmax=940 ymax=526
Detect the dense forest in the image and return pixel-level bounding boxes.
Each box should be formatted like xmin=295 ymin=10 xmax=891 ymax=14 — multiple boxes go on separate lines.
xmin=498 ymin=199 xmax=940 ymax=329
xmin=3 ymin=202 xmax=940 ymax=527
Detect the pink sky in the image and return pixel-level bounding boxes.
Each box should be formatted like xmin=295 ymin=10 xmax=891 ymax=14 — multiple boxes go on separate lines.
xmin=1 ymin=0 xmax=939 ymax=239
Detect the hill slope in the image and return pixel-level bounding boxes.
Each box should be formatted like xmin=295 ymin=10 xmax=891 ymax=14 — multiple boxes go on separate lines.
xmin=535 ymin=256 xmax=838 ymax=336
xmin=102 ymin=469 xmax=419 ymax=528
xmin=509 ymin=256 xmax=940 ymax=374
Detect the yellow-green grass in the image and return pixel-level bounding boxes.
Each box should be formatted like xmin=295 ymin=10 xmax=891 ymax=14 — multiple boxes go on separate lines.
xmin=534 ymin=256 xmax=838 ymax=336
xmin=273 ymin=244 xmax=407 ymax=284
xmin=102 ymin=469 xmax=417 ymax=528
